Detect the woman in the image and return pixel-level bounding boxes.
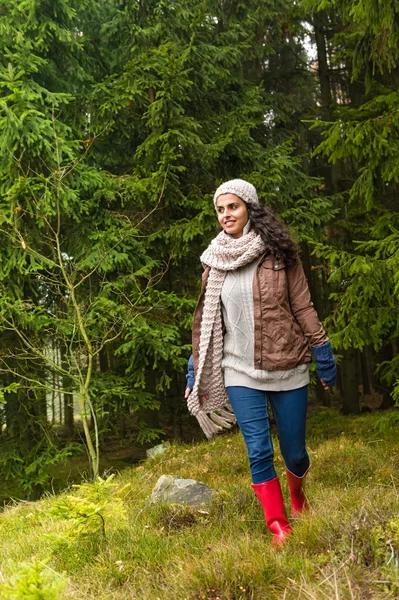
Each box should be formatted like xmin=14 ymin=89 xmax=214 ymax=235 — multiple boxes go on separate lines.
xmin=185 ymin=179 xmax=336 ymax=545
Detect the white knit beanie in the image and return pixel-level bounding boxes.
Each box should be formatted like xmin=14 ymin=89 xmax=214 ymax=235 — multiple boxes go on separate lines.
xmin=213 ymin=178 xmax=259 ymax=209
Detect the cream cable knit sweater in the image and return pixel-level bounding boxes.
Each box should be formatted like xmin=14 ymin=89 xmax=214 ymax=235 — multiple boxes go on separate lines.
xmin=187 ymin=227 xmax=266 ymax=439
xmin=221 ymin=260 xmax=309 ymax=391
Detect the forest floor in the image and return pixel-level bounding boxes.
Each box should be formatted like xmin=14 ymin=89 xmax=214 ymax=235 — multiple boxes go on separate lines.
xmin=0 ymin=407 xmax=399 ymax=599
xmin=0 ymin=387 xmax=382 ymax=507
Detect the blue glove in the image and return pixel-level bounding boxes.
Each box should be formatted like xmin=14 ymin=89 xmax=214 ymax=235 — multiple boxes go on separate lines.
xmin=186 ymin=355 xmax=195 ymax=389
xmin=311 ymin=341 xmax=336 ymax=388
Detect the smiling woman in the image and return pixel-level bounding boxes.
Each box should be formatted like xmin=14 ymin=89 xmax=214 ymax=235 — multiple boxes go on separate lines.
xmin=184 ymin=178 xmax=337 ymax=546
xmin=216 ymin=194 xmax=249 ymax=238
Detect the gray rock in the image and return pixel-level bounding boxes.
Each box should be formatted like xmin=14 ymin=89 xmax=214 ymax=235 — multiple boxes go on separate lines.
xmin=151 ymin=475 xmax=215 ymax=507
xmin=146 ymin=442 xmax=169 ymax=460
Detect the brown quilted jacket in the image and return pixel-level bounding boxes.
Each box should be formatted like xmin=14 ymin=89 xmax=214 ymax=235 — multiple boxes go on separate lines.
xmin=192 ymin=253 xmax=328 ymax=374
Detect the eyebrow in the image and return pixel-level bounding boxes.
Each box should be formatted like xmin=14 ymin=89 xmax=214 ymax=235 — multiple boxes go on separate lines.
xmin=217 ymin=202 xmax=239 ymax=209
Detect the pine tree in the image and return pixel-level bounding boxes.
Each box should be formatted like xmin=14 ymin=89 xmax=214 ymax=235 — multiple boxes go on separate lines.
xmin=1 ymin=0 xmax=373 ymax=499
xmin=0 ymin=0 xmax=157 ymax=490
xmin=303 ymin=0 xmax=399 ymax=407
xmin=88 ymin=0 xmax=336 ymax=432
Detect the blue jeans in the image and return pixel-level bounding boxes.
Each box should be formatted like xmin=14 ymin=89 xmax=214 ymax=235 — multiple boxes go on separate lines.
xmin=226 ymin=385 xmax=310 ymax=484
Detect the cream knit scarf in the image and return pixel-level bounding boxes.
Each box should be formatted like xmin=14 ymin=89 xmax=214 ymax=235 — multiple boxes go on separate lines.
xmin=187 ymin=227 xmax=266 ymax=439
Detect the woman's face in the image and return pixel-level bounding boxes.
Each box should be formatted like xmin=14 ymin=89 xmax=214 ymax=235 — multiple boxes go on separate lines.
xmin=216 ymin=193 xmax=248 ymax=238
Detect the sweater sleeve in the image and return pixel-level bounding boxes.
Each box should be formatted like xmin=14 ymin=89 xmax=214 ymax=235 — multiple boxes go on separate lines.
xmin=286 ymin=259 xmax=329 ymax=348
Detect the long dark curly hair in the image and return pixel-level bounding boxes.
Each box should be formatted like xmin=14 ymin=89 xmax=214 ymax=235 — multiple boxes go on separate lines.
xmin=247 ymin=204 xmax=298 ymax=267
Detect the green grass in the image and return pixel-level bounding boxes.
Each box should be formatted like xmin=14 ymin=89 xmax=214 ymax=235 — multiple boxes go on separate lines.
xmin=0 ymin=408 xmax=399 ymax=599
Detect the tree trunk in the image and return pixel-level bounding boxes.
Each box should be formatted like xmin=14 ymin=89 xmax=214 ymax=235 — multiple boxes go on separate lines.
xmin=140 ymin=371 xmax=161 ymax=435
xmin=61 ymin=345 xmax=74 ymax=437
xmin=316 ymin=378 xmax=330 ymax=407
xmin=4 ymin=387 xmax=19 ymax=438
xmin=375 ymin=344 xmax=395 ymax=409
xmin=342 ymin=347 xmax=360 ymax=414
xmin=359 ymin=349 xmax=371 ymax=396
xmin=168 ymin=373 xmax=183 ymax=440
xmin=36 ymin=383 xmax=47 ymax=419
xmin=313 ymin=12 xmax=333 ymax=118
xmin=28 ymin=484 xmax=43 ymax=501
xmin=119 ymin=413 xmax=127 ymax=439
xmin=313 ymin=11 xmax=341 ymax=191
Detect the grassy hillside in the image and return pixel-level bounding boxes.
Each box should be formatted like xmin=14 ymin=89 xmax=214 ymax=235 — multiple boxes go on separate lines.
xmin=0 ymin=408 xmax=398 ymax=599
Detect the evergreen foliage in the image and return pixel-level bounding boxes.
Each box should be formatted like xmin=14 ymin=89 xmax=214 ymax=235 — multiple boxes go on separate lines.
xmin=0 ymin=0 xmax=397 ymax=498
xmin=304 ymin=0 xmax=399 ymax=403
xmin=0 ymin=559 xmax=67 ymax=599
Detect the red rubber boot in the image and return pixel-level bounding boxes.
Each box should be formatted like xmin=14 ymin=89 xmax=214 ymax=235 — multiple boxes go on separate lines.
xmin=286 ymin=469 xmax=309 ymax=517
xmin=251 ymin=478 xmax=292 ymax=546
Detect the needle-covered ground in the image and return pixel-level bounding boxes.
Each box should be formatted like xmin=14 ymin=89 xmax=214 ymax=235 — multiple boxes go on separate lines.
xmin=0 ymin=408 xmax=398 ymax=599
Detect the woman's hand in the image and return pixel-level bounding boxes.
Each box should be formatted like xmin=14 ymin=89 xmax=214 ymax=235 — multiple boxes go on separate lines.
xmin=311 ymin=342 xmax=336 ymax=390
xmin=320 ymin=379 xmax=330 ymax=391
xmin=185 ymin=355 xmax=195 ymax=397
xmin=185 ymin=388 xmax=209 ymax=405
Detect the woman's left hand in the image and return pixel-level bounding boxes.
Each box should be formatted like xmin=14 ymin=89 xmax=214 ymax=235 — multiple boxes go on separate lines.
xmin=312 ymin=342 xmax=336 ymax=389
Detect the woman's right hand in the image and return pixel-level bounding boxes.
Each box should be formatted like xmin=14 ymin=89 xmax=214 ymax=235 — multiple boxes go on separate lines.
xmin=185 ymin=355 xmax=195 ymax=397
xmin=320 ymin=379 xmax=330 ymax=391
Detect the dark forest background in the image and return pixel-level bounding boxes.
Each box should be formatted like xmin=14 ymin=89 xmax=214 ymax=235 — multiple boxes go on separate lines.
xmin=0 ymin=0 xmax=398 ymax=500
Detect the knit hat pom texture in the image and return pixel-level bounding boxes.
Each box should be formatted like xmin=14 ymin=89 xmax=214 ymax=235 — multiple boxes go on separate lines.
xmin=213 ymin=178 xmax=259 ymax=208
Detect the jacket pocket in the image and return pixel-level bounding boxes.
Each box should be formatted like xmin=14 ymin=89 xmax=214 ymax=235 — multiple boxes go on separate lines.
xmin=279 ymin=311 xmax=304 ymax=349
xmin=261 ymin=258 xmax=287 ymax=303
